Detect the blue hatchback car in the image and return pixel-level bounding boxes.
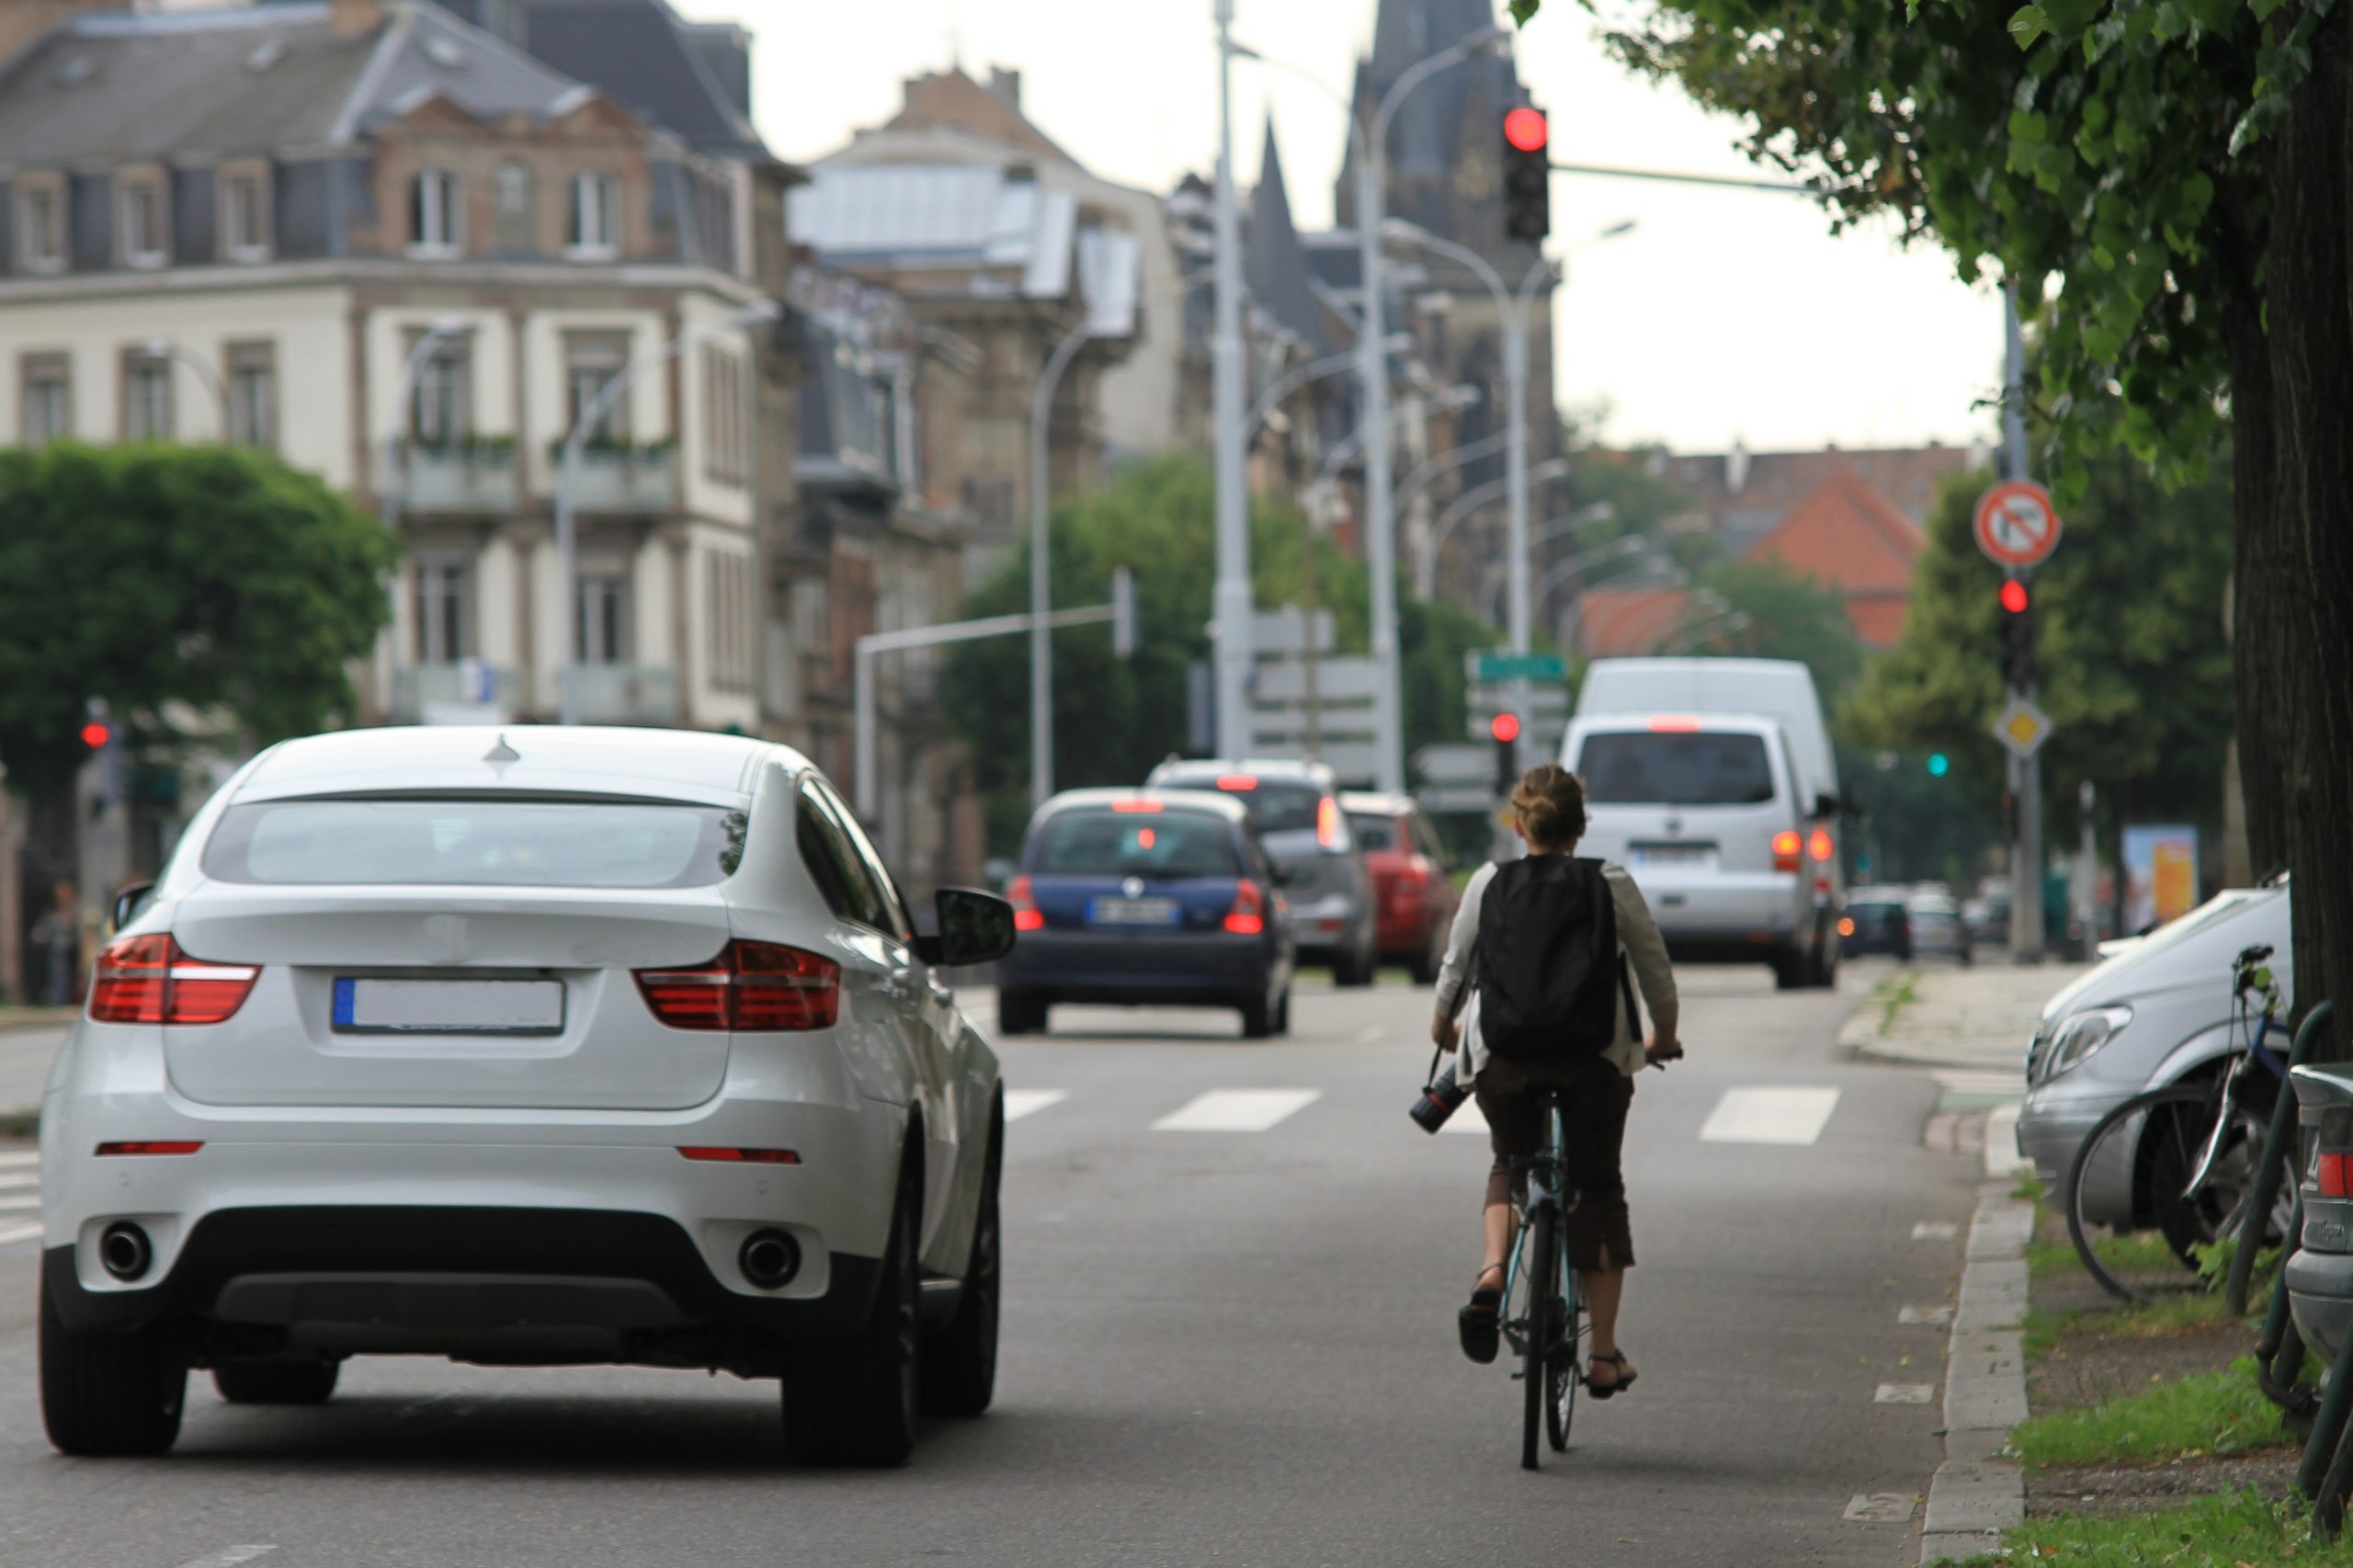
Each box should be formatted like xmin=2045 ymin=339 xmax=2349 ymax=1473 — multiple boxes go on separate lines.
xmin=995 ymin=789 xmax=1296 ymax=1038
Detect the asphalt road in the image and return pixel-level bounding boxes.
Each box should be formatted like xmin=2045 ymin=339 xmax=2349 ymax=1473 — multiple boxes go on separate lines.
xmin=0 ymin=961 xmax=1976 ymax=1567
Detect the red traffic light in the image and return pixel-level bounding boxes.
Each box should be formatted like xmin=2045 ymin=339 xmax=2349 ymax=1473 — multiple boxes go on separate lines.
xmin=1490 ymin=712 xmax=1522 ymax=744
xmin=80 ymin=721 xmax=111 ymax=749
xmin=1503 ymin=107 xmax=1549 ymax=154
xmin=1999 ymin=580 xmax=2029 ymax=614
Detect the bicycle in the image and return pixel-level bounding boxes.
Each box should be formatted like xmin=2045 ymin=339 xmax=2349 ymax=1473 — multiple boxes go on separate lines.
xmin=2063 ymin=943 xmax=2298 ymax=1301
xmin=1499 ymin=1089 xmax=1586 ymax=1471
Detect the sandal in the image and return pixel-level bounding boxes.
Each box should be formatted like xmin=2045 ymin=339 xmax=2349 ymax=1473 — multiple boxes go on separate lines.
xmin=1457 ymin=1264 xmax=1506 ymax=1365
xmin=1586 ymin=1349 xmax=1637 ymax=1400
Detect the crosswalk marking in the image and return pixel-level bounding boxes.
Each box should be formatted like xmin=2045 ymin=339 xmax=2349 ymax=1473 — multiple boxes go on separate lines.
xmin=1004 ymin=1089 xmax=1067 ymax=1122
xmin=1153 ymin=1089 xmax=1320 ymax=1133
xmin=0 ymin=1195 xmax=38 ymax=1211
xmin=1699 ymin=1086 xmax=1841 ymax=1146
xmin=0 ymin=1173 xmax=39 ymax=1190
xmin=0 ymin=1157 xmax=39 ymax=1249
xmin=0 ymin=1221 xmax=40 ymax=1246
xmin=0 ymin=1151 xmax=40 ymax=1167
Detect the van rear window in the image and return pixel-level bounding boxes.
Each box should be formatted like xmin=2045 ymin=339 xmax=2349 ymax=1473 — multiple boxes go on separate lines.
xmin=1577 ymin=732 xmax=1775 ymax=807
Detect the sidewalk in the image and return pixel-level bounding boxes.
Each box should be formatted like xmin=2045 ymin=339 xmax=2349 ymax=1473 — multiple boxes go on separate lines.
xmin=1841 ymin=961 xmax=2085 ymax=1072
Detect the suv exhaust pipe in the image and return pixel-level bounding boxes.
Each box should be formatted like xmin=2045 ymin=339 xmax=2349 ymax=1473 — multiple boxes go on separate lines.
xmin=99 ymin=1221 xmax=153 ymax=1281
xmin=738 ymin=1229 xmax=801 ymax=1290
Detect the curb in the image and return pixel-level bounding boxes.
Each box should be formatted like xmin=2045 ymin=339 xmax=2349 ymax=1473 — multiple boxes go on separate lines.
xmin=1920 ymin=1184 xmax=2032 ymax=1564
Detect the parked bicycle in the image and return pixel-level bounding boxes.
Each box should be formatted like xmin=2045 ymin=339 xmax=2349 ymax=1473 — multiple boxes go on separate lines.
xmin=2063 ymin=943 xmax=2299 ymax=1301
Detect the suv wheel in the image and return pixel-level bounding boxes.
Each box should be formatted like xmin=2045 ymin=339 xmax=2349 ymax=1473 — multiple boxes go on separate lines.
xmin=784 ymin=1145 xmax=923 ymax=1466
xmin=1240 ymin=993 xmax=1275 ymax=1039
xmin=1334 ymin=937 xmax=1377 ymax=988
xmin=40 ymin=1254 xmax=186 ymax=1457
xmin=1771 ymin=949 xmax=1806 ymax=991
xmin=213 ymin=1360 xmax=339 ymax=1404
xmin=995 ymin=990 xmax=1045 ymax=1036
xmin=923 ymin=1106 xmax=1001 ymax=1418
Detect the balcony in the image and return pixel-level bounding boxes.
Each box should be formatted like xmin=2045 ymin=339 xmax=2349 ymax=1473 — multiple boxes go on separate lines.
xmin=400 ymin=441 xmax=519 ymax=514
xmin=393 ymin=661 xmax=523 ymax=723
xmin=563 ymin=444 xmax=677 ymax=513
xmin=566 ymin=663 xmax=680 ymax=725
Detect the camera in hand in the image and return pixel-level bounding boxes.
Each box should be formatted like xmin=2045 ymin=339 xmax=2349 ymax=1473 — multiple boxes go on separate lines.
xmin=1409 ymin=1058 xmax=1468 ymax=1134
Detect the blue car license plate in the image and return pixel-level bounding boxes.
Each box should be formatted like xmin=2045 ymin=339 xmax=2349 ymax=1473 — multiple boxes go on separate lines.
xmin=1088 ymin=896 xmax=1180 ymax=927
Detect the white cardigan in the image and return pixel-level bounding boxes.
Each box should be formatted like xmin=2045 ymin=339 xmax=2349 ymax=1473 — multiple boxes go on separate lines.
xmin=1433 ymin=859 xmax=1680 ymax=1085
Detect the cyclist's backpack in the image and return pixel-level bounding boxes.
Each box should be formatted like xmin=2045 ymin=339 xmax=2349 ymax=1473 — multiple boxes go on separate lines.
xmin=1475 ymin=856 xmax=1630 ymax=1062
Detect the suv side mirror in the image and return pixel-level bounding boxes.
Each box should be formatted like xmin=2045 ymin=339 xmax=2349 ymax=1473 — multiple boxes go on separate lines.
xmin=111 ymin=880 xmax=156 ymax=931
xmin=916 ymin=887 xmax=1017 ymax=968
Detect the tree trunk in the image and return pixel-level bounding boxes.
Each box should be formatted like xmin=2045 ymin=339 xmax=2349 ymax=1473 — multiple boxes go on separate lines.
xmin=2265 ymin=4 xmax=2353 ymax=1046
xmin=2218 ymin=183 xmax=2290 ymax=883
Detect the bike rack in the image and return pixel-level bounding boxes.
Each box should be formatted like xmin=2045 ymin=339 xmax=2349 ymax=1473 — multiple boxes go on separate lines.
xmin=2231 ymin=1000 xmax=2335 ymax=1314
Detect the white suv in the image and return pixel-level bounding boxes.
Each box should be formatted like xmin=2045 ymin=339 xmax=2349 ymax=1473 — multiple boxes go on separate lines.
xmin=39 ymin=726 xmax=1014 ymax=1467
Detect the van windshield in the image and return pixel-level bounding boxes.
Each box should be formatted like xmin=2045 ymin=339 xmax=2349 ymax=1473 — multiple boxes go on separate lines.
xmin=1577 ymin=732 xmax=1775 ymax=807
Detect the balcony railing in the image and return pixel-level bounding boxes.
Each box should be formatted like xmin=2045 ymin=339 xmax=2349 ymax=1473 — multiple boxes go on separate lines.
xmin=401 ymin=442 xmax=519 ymax=514
xmin=563 ymin=446 xmax=678 ymax=513
xmin=564 ymin=663 xmax=680 ymax=725
xmin=393 ymin=661 xmax=522 ymax=722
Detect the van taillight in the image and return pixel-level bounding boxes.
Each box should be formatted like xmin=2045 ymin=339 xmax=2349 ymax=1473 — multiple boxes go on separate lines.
xmin=1006 ymin=875 xmax=1045 ymax=932
xmin=1224 ymin=881 xmax=1267 ymax=936
xmin=1809 ymin=828 xmax=1835 ymax=862
xmin=634 ymin=940 xmax=840 ymax=1032
xmin=1771 ymin=831 xmax=1802 ymax=872
xmin=88 ymin=934 xmax=258 ymax=1026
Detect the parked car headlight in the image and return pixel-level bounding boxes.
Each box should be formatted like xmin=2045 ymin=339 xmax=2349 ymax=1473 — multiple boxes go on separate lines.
xmin=2046 ymin=1005 xmax=2133 ymax=1077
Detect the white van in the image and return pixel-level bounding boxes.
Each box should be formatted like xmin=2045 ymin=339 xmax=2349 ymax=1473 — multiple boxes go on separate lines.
xmin=1561 ymin=710 xmax=1842 ymax=989
xmin=1574 ymin=657 xmax=1842 ymax=814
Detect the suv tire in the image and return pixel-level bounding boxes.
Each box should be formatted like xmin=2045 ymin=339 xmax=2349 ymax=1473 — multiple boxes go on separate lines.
xmin=1240 ymin=993 xmax=1276 ymax=1039
xmin=40 ymin=1255 xmax=186 ymax=1457
xmin=1771 ymin=949 xmax=1806 ymax=991
xmin=923 ymin=1105 xmax=1001 ymax=1418
xmin=213 ymin=1360 xmax=339 ymax=1405
xmin=995 ymin=990 xmax=1045 ymax=1036
xmin=1334 ymin=937 xmax=1377 ymax=988
xmin=784 ymin=1145 xmax=923 ymax=1467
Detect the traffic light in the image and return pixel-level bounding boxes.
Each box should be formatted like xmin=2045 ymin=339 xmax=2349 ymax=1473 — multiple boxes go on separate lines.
xmin=1927 ymin=753 xmax=1949 ymax=778
xmin=1491 ymin=710 xmax=1521 ymax=797
xmin=1502 ymin=106 xmax=1550 ymax=242
xmin=1998 ymin=576 xmax=2036 ymax=690
xmin=80 ymin=719 xmax=112 ymax=750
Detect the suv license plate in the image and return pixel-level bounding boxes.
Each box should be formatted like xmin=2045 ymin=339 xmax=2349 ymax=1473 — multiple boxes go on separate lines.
xmin=332 ymin=979 xmax=564 ymax=1034
xmin=1090 ymin=897 xmax=1180 ymax=927
xmin=1632 ymin=844 xmax=1713 ymax=867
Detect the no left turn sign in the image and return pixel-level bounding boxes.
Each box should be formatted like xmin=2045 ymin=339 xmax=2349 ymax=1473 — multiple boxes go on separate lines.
xmin=1973 ymin=480 xmax=2061 ymax=569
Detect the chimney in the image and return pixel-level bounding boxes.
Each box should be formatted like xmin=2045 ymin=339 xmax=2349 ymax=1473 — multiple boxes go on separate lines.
xmin=330 ymin=0 xmax=382 ymax=36
xmin=988 ymin=65 xmax=1021 ymax=109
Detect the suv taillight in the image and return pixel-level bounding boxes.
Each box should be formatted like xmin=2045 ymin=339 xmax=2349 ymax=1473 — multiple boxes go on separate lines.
xmin=2314 ymin=1108 xmax=2353 ymax=1199
xmin=1006 ymin=875 xmax=1045 ymax=932
xmin=635 ymin=940 xmax=840 ymax=1032
xmin=1771 ymin=830 xmax=1802 ymax=872
xmin=1316 ymin=796 xmax=1345 ymax=851
xmin=1224 ymin=880 xmax=1267 ymax=936
xmin=88 ymin=934 xmax=258 ymax=1026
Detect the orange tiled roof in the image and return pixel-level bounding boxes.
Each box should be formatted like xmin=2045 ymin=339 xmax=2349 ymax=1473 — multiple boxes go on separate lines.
xmin=1572 ymin=586 xmax=1692 ymax=658
xmin=1746 ymin=469 xmax=1925 ymax=594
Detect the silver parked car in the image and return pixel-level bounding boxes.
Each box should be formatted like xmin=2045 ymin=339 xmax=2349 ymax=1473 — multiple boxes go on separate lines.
xmin=1906 ymin=891 xmax=1974 ymax=965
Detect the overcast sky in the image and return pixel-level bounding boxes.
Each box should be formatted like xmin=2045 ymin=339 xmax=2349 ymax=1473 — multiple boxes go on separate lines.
xmin=681 ymin=0 xmax=2007 ymax=456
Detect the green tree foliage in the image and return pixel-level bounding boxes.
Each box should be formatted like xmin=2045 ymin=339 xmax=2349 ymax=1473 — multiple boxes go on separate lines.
xmin=1845 ymin=461 xmax=2234 ymax=834
xmin=0 ymin=443 xmax=399 ymax=801
xmin=938 ymin=456 xmax=1503 ymax=852
xmin=1695 ymin=557 xmax=1866 ymax=700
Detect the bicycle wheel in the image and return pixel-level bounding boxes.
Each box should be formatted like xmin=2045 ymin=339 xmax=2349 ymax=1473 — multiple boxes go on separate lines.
xmin=1520 ymin=1199 xmax=1557 ymax=1471
xmin=1546 ymin=1246 xmax=1581 ymax=1452
xmin=2063 ymin=1083 xmax=2293 ymax=1303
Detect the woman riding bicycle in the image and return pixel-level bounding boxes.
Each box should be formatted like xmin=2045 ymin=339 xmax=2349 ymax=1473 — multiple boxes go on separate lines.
xmin=1432 ymin=764 xmax=1680 ymax=1397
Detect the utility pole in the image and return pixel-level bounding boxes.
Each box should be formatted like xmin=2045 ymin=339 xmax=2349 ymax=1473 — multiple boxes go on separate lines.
xmin=2003 ymin=284 xmax=2044 ymax=963
xmin=1210 ymin=0 xmax=1255 ymax=760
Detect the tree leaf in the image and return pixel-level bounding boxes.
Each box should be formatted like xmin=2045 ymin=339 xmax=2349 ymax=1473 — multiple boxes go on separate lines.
xmin=2008 ymin=4 xmax=2051 ymax=48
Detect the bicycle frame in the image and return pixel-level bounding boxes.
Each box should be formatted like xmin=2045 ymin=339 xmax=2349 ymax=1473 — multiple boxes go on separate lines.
xmin=2185 ymin=962 xmax=2287 ymax=1201
xmin=1500 ymin=1103 xmax=1579 ymax=1367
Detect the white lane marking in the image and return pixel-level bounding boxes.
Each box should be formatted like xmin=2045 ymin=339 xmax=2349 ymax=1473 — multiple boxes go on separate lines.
xmin=0 ymin=1196 xmax=39 ymax=1210
xmin=1843 ymin=1493 xmax=1914 ymax=1522
xmin=0 ymin=1221 xmax=40 ymax=1246
xmin=0 ymin=1173 xmax=39 ymax=1189
xmin=1003 ymin=1089 xmax=1067 ymax=1123
xmin=1438 ymin=1098 xmax=1490 ymax=1135
xmin=1912 ymin=1221 xmax=1960 ymax=1241
xmin=1874 ymin=1382 xmax=1936 ymax=1404
xmin=174 ymin=1549 xmax=278 ymax=1568
xmin=1699 ymin=1086 xmax=1841 ymax=1146
xmin=1152 ymin=1089 xmax=1320 ymax=1132
xmin=0 ymin=1152 xmax=39 ymax=1168
xmin=1899 ymin=1304 xmax=1956 ymax=1325
xmin=1354 ymin=1026 xmax=1384 ymax=1045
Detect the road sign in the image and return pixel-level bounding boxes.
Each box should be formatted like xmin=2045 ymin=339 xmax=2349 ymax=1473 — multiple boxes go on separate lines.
xmin=1253 ymin=607 xmax=1334 ymax=655
xmin=1253 ymin=656 xmax=1381 ymax=704
xmin=1417 ymin=783 xmax=1502 ymax=813
xmin=1467 ymin=650 xmax=1567 ymax=684
xmin=1466 ymin=683 xmax=1568 ymax=717
xmin=1414 ymin=743 xmax=1495 ymax=785
xmin=1973 ymin=481 xmax=2062 ymax=569
xmin=1991 ymin=696 xmax=2053 ymax=759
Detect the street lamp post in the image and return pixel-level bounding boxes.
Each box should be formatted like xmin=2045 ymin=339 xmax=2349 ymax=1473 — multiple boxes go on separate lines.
xmin=1420 ymin=458 xmax=1570 ymax=597
xmin=1029 ymin=312 xmax=1094 ymax=805
xmin=381 ymin=316 xmax=473 ymax=722
xmin=1210 ymin=0 xmax=1255 ymax=761
xmin=140 ymin=338 xmax=230 ymax=436
xmin=555 ymin=300 xmax=779 ymax=726
xmin=1496 ymin=528 xmax=1643 ymax=625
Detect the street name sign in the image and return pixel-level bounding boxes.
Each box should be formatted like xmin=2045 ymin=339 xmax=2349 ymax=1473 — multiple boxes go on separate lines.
xmin=1972 ymin=481 xmax=2062 ymax=569
xmin=1467 ymin=684 xmax=1568 ymax=717
xmin=1991 ymin=696 xmax=2053 ymax=759
xmin=1467 ymin=650 xmax=1567 ymax=684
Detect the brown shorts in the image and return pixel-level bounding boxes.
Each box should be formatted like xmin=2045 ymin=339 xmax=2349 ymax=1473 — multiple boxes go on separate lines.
xmin=1473 ymin=1053 xmax=1635 ymax=1273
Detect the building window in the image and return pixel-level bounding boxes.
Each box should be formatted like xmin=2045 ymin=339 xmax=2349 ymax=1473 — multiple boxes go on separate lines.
xmin=566 ymin=171 xmax=618 ymax=258
xmin=408 ymin=335 xmax=470 ymax=444
xmin=563 ymin=334 xmax=631 ymax=443
xmin=701 ymin=345 xmax=751 ymax=486
xmin=707 ymin=551 xmax=753 ymax=691
xmin=119 ymin=172 xmax=168 ymax=268
xmin=19 ymin=354 xmax=71 ymax=445
xmin=414 ymin=558 xmax=471 ymax=663
xmin=120 ymin=347 xmax=173 ymax=441
xmin=409 ymin=168 xmax=460 ymax=256
xmin=16 ymin=179 xmax=64 ymax=273
xmin=220 ymin=165 xmax=271 ymax=261
xmin=492 ymin=160 xmax=533 ymax=254
xmin=226 ymin=341 xmax=275 ymax=449
xmin=578 ymin=571 xmax=628 ymax=664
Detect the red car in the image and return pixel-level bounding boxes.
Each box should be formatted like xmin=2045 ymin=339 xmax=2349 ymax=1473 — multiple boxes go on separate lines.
xmin=1340 ymin=792 xmax=1461 ymax=983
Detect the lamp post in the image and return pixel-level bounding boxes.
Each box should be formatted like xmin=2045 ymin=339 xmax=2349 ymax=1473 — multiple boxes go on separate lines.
xmin=381 ymin=315 xmax=473 ymax=722
xmin=1245 ymin=334 xmax=1410 ymax=438
xmin=1495 ymin=527 xmax=1643 ymax=625
xmin=1208 ymin=0 xmax=1255 ymax=760
xmin=555 ymin=300 xmax=779 ymax=726
xmin=1029 ymin=311 xmax=1095 ymax=805
xmin=1420 ymin=457 xmax=1569 ymax=597
xmin=139 ymin=337 xmax=230 ymax=436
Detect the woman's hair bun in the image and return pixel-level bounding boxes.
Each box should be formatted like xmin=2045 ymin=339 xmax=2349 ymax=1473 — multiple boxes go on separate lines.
xmin=1508 ymin=764 xmax=1587 ymax=849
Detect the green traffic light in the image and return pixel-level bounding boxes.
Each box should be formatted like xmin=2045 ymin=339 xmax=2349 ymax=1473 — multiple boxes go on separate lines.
xmin=1927 ymin=753 xmax=1950 ymax=777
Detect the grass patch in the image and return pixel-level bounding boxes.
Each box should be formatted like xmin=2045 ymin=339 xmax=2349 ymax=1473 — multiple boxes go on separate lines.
xmin=2030 ymin=1229 xmax=2179 ymax=1281
xmin=1875 ymin=969 xmax=1922 ymax=1031
xmin=2009 ymin=1356 xmax=2299 ymax=1468
xmin=2023 ymin=1293 xmax=2249 ymax=1364
xmin=2013 ymin=1168 xmax=2046 ymax=1203
xmin=1938 ymin=1489 xmax=2339 ymax=1567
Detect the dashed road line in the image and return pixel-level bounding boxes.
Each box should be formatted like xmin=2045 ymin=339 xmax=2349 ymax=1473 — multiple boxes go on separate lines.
xmin=1876 ymin=1382 xmax=1937 ymax=1404
xmin=1912 ymin=1221 xmax=1960 ymax=1241
xmin=1003 ymin=1089 xmax=1068 ymax=1122
xmin=0 ymin=1221 xmax=40 ymax=1246
xmin=1699 ymin=1086 xmax=1841 ymax=1145
xmin=1152 ymin=1089 xmax=1320 ymax=1132
xmin=173 ymin=1549 xmax=278 ymax=1568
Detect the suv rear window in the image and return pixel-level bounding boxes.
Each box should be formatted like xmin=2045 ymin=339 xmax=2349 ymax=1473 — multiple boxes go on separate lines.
xmin=1577 ymin=732 xmax=1775 ymax=807
xmin=1032 ymin=810 xmax=1239 ymax=878
xmin=200 ymin=797 xmax=745 ymax=888
xmin=1162 ymin=775 xmax=1323 ymax=833
xmin=1346 ymin=812 xmax=1398 ymax=850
